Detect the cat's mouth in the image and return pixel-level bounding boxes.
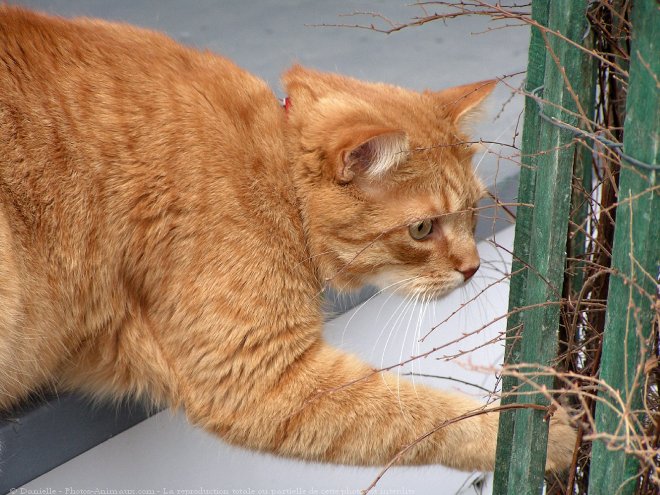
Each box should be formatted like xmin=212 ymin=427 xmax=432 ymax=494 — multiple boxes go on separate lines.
xmin=410 ymin=269 xmax=476 ymax=299
xmin=367 ymin=269 xmax=470 ymax=300
xmin=423 ymin=282 xmax=465 ymax=299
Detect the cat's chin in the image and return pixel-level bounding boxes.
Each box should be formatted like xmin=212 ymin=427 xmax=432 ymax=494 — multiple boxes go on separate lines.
xmin=414 ymin=283 xmax=463 ymax=300
xmin=366 ymin=270 xmax=466 ymax=300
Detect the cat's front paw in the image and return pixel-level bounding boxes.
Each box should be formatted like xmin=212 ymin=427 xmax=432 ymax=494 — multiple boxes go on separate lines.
xmin=545 ymin=406 xmax=577 ymax=472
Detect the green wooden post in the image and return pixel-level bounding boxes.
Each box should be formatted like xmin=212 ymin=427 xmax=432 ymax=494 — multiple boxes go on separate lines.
xmin=589 ymin=1 xmax=660 ymax=493
xmin=492 ymin=1 xmax=549 ymax=492
xmin=495 ymin=1 xmax=594 ymax=493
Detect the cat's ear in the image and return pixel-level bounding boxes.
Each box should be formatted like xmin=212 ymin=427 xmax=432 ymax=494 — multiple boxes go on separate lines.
xmin=337 ymin=127 xmax=408 ymax=184
xmin=433 ymin=79 xmax=497 ymax=125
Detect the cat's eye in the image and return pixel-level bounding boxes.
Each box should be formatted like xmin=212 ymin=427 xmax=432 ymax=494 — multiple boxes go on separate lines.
xmin=408 ymin=219 xmax=433 ymax=240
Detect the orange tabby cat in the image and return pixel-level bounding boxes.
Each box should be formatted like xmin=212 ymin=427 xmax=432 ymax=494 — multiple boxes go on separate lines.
xmin=0 ymin=6 xmax=575 ymax=472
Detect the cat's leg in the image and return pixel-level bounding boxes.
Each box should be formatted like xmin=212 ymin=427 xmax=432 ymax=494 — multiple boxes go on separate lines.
xmin=178 ymin=340 xmax=575 ymax=472
xmin=61 ymin=311 xmax=574 ymax=471
xmin=58 ymin=307 xmax=179 ymax=408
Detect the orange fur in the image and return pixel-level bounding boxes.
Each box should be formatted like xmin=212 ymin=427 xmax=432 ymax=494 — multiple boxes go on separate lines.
xmin=0 ymin=6 xmax=575 ymax=471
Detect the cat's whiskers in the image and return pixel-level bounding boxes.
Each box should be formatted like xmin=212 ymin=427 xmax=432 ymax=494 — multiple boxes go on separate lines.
xmin=420 ymin=295 xmax=431 ymax=351
xmin=430 ymin=292 xmax=438 ymax=344
xmin=339 ymin=276 xmax=420 ymax=347
xmin=408 ymin=294 xmax=420 ymax=396
xmin=409 ymin=295 xmax=435 ymax=432
xmin=397 ymin=290 xmax=420 ymax=391
xmin=378 ymin=286 xmax=418 ymax=400
xmin=410 ymin=292 xmax=430 ymax=400
xmin=378 ymin=285 xmax=417 ymax=369
xmin=369 ymin=277 xmax=422 ymax=360
xmin=395 ymin=291 xmax=421 ymax=421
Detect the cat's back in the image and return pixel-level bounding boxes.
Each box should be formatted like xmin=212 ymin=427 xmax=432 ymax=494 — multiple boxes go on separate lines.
xmin=0 ymin=5 xmax=259 ymax=90
xmin=0 ymin=5 xmax=281 ymax=171
xmin=0 ymin=6 xmax=196 ymax=101
xmin=0 ymin=6 xmax=287 ymax=238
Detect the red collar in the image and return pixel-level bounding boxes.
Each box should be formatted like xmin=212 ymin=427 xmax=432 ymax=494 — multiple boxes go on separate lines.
xmin=282 ymin=96 xmax=292 ymax=114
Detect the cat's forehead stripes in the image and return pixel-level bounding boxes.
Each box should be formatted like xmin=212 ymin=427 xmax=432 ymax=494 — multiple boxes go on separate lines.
xmin=441 ymin=187 xmax=463 ymax=215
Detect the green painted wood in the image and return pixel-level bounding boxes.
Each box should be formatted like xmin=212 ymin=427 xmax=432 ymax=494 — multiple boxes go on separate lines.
xmin=492 ymin=2 xmax=549 ymax=493
xmin=504 ymin=1 xmax=594 ymax=493
xmin=589 ymin=1 xmax=660 ymax=493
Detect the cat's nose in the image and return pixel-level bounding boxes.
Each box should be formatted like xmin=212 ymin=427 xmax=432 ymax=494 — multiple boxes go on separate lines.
xmin=458 ymin=264 xmax=480 ymax=281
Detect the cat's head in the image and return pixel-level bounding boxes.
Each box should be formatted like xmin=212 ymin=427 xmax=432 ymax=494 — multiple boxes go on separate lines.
xmin=283 ymin=66 xmax=495 ymax=298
